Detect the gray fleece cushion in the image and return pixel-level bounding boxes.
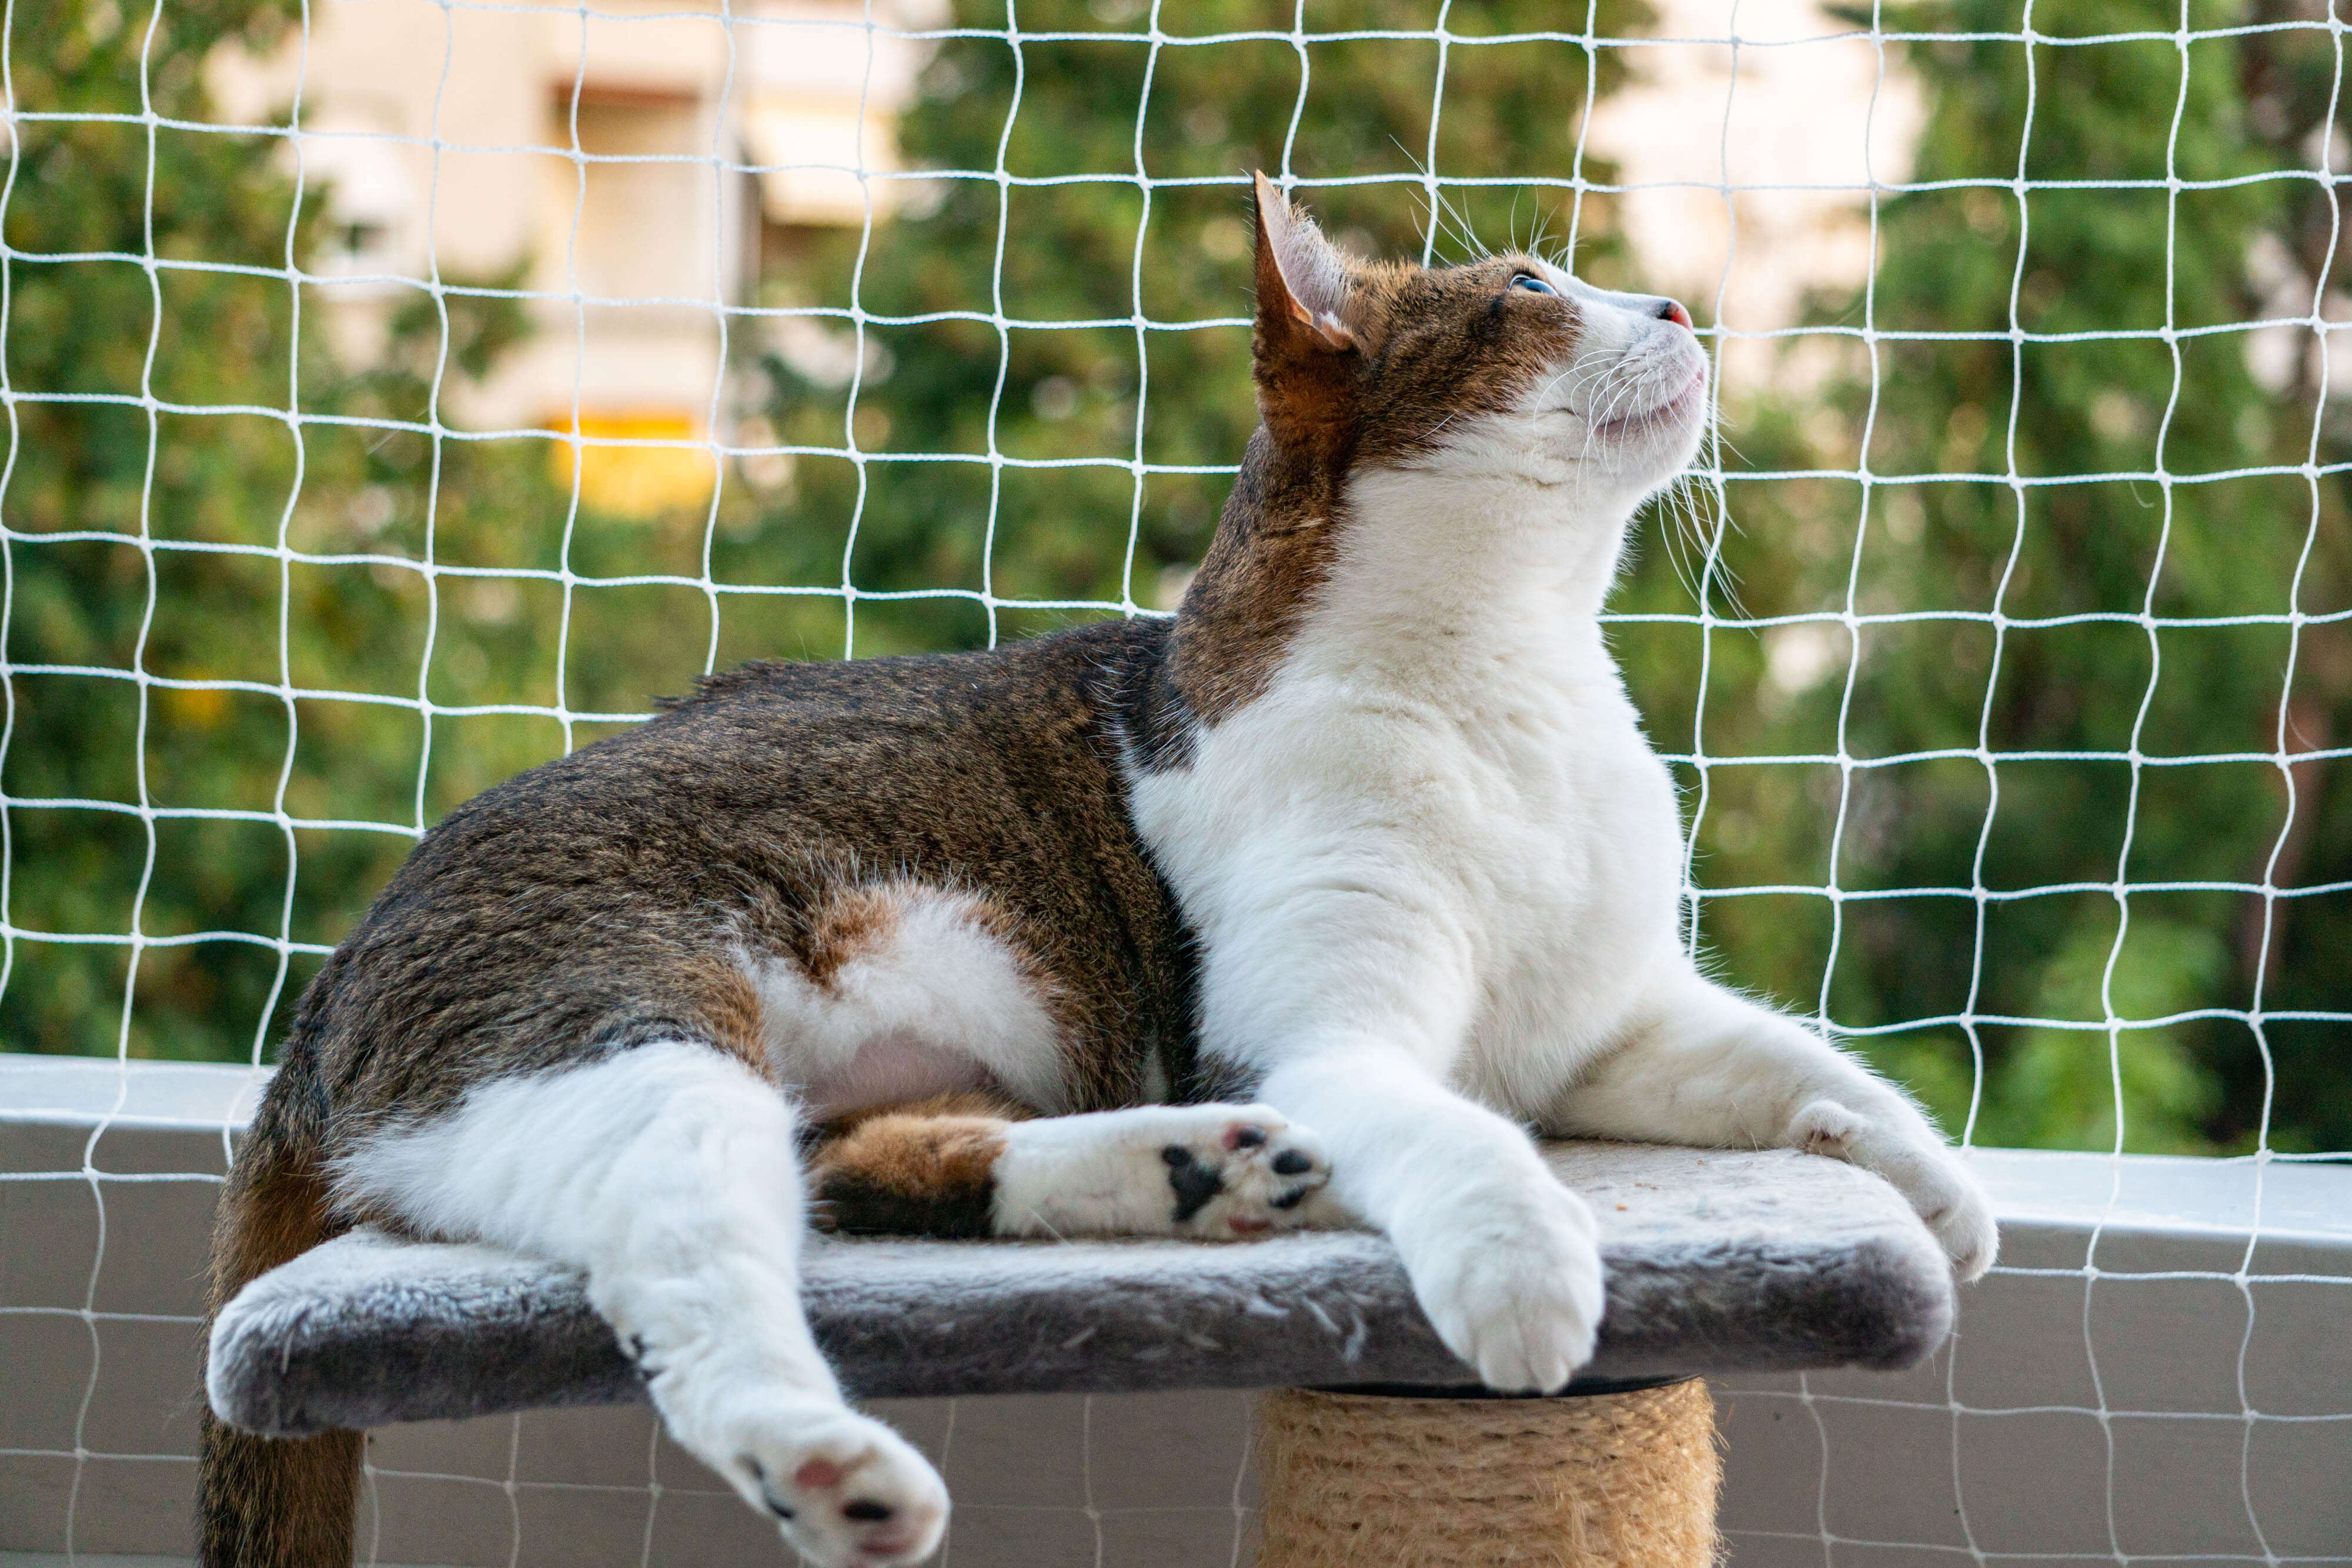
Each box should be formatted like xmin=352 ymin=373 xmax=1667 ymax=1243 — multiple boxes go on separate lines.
xmin=210 ymin=1142 xmax=1956 ymax=1438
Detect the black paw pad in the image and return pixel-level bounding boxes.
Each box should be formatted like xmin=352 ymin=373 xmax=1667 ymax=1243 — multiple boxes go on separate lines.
xmin=1232 ymin=1125 xmax=1268 ymax=1149
xmin=843 ymin=1500 xmax=894 ymax=1522
xmin=743 ymin=1459 xmax=797 ymax=1520
xmin=1167 ymin=1154 xmax=1226 ymax=1222
xmin=1162 ymin=1144 xmax=1192 ymax=1167
xmin=1271 ymin=1150 xmax=1314 ymax=1175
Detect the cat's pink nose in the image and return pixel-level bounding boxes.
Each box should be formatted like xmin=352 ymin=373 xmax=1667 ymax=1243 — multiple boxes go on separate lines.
xmin=1656 ymin=299 xmax=1693 ymax=330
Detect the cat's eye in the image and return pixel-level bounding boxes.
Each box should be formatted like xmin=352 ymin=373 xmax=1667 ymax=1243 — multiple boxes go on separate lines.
xmin=1510 ymin=273 xmax=1559 ymax=296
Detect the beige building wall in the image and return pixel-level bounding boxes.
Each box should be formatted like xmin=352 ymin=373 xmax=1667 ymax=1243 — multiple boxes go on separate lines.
xmin=209 ymin=0 xmax=1920 ymax=511
xmin=1584 ymin=1 xmax=1927 ymax=402
xmin=209 ymin=0 xmax=928 ymax=512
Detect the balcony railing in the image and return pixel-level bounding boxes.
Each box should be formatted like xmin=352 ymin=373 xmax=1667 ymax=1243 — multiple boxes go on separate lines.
xmin=5 ymin=1052 xmax=2346 ymax=1567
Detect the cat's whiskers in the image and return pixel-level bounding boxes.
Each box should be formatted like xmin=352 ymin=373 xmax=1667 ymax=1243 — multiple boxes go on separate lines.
xmin=1654 ymin=473 xmax=1710 ymax=606
xmin=1619 ymin=347 xmax=1745 ymax=617
xmin=1401 ymin=149 xmax=1485 ymax=263
xmin=1559 ymin=354 xmax=1632 ymax=472
xmin=1541 ymin=347 xmax=1618 ymax=408
xmin=1588 ymin=367 xmax=1649 ymax=433
xmin=1541 ymin=353 xmax=1626 ymax=438
xmin=1522 ymin=349 xmax=1621 ymax=466
xmin=1530 ymin=211 xmax=1559 ymax=264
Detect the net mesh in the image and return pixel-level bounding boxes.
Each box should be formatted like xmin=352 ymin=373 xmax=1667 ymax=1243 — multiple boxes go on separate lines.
xmin=1 ymin=1 xmax=2347 ymax=1564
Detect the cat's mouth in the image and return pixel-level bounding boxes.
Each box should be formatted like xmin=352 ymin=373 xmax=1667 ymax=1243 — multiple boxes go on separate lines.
xmin=1583 ymin=363 xmax=1707 ymax=443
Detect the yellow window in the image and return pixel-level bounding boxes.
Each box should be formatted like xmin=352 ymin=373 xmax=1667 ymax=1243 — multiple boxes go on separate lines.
xmin=546 ymin=412 xmax=717 ymax=519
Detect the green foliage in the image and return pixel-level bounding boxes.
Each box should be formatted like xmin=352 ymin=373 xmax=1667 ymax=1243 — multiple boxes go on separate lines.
xmin=744 ymin=0 xmax=1651 ymax=654
xmin=1977 ymin=915 xmax=2229 ymax=1154
xmin=1683 ymin=0 xmax=2351 ymax=1153
xmin=1 ymin=0 xmax=594 ymax=1059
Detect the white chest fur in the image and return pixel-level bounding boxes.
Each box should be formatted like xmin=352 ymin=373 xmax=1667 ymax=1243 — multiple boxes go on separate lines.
xmin=1130 ymin=465 xmax=1688 ymax=1122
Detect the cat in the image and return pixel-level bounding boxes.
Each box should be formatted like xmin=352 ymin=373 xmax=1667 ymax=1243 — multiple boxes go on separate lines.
xmin=197 ymin=172 xmax=1996 ymax=1568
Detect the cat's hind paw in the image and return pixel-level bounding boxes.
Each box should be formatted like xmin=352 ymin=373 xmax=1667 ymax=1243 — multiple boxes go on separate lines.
xmin=721 ymin=1403 xmax=948 ymax=1568
xmin=994 ymin=1103 xmax=1331 ymax=1240
xmin=1157 ymin=1105 xmax=1333 ymax=1239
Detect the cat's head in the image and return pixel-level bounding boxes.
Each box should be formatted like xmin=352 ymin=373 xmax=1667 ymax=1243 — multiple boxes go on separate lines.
xmin=1247 ymin=172 xmax=1706 ymax=506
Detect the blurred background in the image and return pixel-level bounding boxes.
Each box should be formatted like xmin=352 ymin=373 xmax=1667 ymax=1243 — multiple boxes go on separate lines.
xmin=4 ymin=0 xmax=2346 ymax=1159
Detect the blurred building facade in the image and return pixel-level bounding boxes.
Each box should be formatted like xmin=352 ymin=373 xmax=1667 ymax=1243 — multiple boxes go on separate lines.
xmin=1583 ymin=0 xmax=1926 ymax=400
xmin=203 ymin=0 xmax=1920 ymax=517
xmin=210 ymin=0 xmax=930 ymax=515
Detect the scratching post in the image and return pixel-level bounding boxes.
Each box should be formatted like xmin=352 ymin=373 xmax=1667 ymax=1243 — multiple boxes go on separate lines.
xmin=1256 ymin=1381 xmax=1719 ymax=1567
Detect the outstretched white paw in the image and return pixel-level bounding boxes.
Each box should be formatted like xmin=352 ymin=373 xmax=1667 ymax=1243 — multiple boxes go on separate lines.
xmin=994 ymin=1103 xmax=1331 ymax=1241
xmin=1154 ymin=1104 xmax=1331 ymax=1240
xmin=1404 ymin=1176 xmax=1605 ymax=1392
xmin=714 ymin=1400 xmax=948 ymax=1568
xmin=1792 ymin=1098 xmax=2000 ymax=1281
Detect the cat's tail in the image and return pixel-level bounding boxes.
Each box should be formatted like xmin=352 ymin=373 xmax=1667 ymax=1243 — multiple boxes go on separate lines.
xmin=197 ymin=1039 xmax=358 ymax=1568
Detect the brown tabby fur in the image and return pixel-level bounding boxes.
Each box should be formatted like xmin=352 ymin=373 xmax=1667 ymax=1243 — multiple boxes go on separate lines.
xmin=198 ymin=1052 xmax=361 ymax=1566
xmin=806 ymin=1091 xmax=1030 ymax=1239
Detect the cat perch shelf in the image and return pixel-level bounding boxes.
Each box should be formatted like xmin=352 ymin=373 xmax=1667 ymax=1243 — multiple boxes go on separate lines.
xmin=212 ymin=1141 xmax=1956 ymax=1566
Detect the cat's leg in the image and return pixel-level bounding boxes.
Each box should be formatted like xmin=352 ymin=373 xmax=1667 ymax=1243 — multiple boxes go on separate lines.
xmin=811 ymin=1094 xmax=1334 ymax=1240
xmin=1251 ymin=1045 xmax=1605 ymax=1392
xmin=332 ymin=1040 xmax=948 ymax=1568
xmin=1547 ymin=966 xmax=1997 ymax=1279
xmin=1162 ymin=869 xmax=1605 ymax=1390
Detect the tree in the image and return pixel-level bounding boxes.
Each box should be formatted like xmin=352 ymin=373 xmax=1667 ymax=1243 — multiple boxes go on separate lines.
xmin=1 ymin=0 xmax=593 ymax=1059
xmin=1690 ymin=0 xmax=2350 ymax=1152
xmin=2226 ymin=0 xmax=2352 ymax=1155
xmin=743 ymin=0 xmax=1653 ymax=656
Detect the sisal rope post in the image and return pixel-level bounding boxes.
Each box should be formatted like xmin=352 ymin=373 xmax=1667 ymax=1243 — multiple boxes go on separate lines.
xmin=1255 ymin=1380 xmax=1721 ymax=1567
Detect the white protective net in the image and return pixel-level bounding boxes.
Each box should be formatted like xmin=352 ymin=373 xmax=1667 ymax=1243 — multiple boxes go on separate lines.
xmin=1 ymin=0 xmax=2347 ymax=1564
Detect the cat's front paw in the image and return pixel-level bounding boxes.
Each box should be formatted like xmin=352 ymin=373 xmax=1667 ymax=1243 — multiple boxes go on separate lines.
xmin=1404 ymin=1179 xmax=1605 ymax=1392
xmin=1791 ymin=1099 xmax=1999 ymax=1281
xmin=712 ymin=1399 xmax=948 ymax=1568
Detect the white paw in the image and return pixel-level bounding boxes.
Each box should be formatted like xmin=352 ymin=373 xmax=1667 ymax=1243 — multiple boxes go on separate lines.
xmin=1404 ymin=1178 xmax=1605 ymax=1392
xmin=995 ymin=1103 xmax=1331 ymax=1241
xmin=1155 ymin=1104 xmax=1332 ymax=1240
xmin=1792 ymin=1099 xmax=2000 ymax=1282
xmin=1930 ymin=1175 xmax=2000 ymax=1282
xmin=710 ymin=1399 xmax=948 ymax=1567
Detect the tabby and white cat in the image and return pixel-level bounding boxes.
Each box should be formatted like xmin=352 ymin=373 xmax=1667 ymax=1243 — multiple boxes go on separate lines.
xmin=198 ymin=174 xmax=1995 ymax=1568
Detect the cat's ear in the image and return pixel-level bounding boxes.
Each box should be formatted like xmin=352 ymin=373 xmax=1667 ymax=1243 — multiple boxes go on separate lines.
xmin=1252 ymin=172 xmax=1357 ymax=355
